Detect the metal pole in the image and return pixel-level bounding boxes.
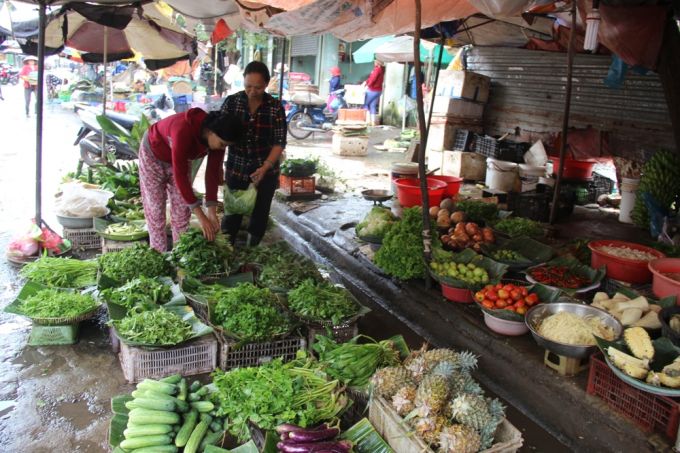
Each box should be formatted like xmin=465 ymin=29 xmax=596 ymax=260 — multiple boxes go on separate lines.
xmin=35 ymin=0 xmax=47 ymax=226
xmin=279 ymin=37 xmax=287 ymax=98
xmin=414 ymin=0 xmax=433 ymax=276
xmin=213 ymin=44 xmax=218 ymax=96
xmin=426 ymin=29 xmax=445 ymax=154
xmin=101 ymin=26 xmax=108 ymax=165
xmin=549 ymin=1 xmax=577 ymax=224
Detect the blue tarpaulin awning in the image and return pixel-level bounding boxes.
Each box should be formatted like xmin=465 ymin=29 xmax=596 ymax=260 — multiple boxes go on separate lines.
xmin=353 ymin=35 xmax=453 ymax=65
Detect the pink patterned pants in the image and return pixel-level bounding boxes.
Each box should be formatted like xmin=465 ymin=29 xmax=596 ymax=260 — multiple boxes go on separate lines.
xmin=139 ymin=140 xmax=191 ymax=252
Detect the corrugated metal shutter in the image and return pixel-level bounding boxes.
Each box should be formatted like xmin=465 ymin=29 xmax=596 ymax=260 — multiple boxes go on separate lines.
xmin=291 ymin=35 xmax=319 ymax=57
xmin=466 ymin=47 xmax=674 ymax=162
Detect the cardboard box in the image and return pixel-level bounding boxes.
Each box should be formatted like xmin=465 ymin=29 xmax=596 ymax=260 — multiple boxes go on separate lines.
xmin=332 ymin=133 xmax=368 ymax=156
xmin=337 ymin=108 xmax=367 ymax=124
xmin=435 ymin=70 xmax=491 ymax=103
xmin=426 ymin=115 xmax=483 ymax=153
xmin=442 ymin=150 xmax=487 ymax=181
xmin=343 ymin=84 xmax=366 ymax=105
xmin=429 ymin=96 xmax=485 ymax=118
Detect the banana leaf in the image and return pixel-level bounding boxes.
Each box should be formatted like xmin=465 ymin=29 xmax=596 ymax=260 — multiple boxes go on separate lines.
xmin=104 ymin=277 xmax=186 ymax=319
xmin=5 ymin=281 xmax=101 ymax=325
xmin=480 ymin=236 xmax=555 ymax=270
xmin=206 ymin=446 xmax=233 ymax=453
xmin=111 ymin=394 xmax=132 ymax=416
xmin=110 ymin=304 xmax=213 ymax=348
xmin=524 ymin=256 xmax=606 ymax=294
xmin=477 ymin=283 xmax=561 ymax=322
xmin=430 ymin=248 xmax=509 ymax=291
xmin=93 ymin=217 xmax=148 ymax=241
xmin=109 ymin=413 xmax=128 ymax=448
xmin=340 ymin=418 xmax=394 ymax=453
xmin=608 ymin=286 xmax=676 ymax=309
xmin=388 ymin=334 xmax=411 ymax=360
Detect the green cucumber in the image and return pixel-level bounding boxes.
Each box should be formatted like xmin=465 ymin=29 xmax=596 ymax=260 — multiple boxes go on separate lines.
xmin=128 ymin=408 xmax=180 ymax=425
xmin=138 ymin=379 xmax=177 ymax=395
xmin=119 ymin=434 xmax=172 ymax=450
xmin=189 ymin=380 xmax=201 ymax=392
xmin=123 ymin=424 xmax=173 ymax=439
xmin=131 ymin=389 xmax=148 ymax=399
xmin=195 ymin=387 xmax=209 ymax=397
xmin=160 ymin=374 xmax=182 ymax=384
xmin=184 ymin=420 xmax=209 ymax=453
xmin=129 ymin=397 xmax=175 ymax=412
xmin=188 ymin=392 xmax=201 ymax=402
xmin=129 ymin=445 xmax=178 ymax=453
xmin=175 ymin=398 xmax=190 ymax=413
xmin=175 ymin=409 xmax=198 ymax=447
xmin=178 ymin=378 xmax=188 ymax=401
xmin=200 ymin=430 xmax=224 ymax=451
xmin=209 ymin=421 xmax=221 ymax=432
xmin=190 ymin=401 xmax=214 ymax=413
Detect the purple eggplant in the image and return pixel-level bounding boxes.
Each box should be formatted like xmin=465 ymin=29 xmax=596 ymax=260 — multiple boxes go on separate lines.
xmin=277 ymin=439 xmax=352 ymax=453
xmin=287 ymin=427 xmax=340 ymax=443
xmin=275 ymin=423 xmax=329 ymax=435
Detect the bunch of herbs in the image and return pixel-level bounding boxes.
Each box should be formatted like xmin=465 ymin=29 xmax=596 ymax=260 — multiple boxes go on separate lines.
xmin=287 ymin=279 xmax=359 ymax=325
xmin=494 ymin=217 xmax=543 ymax=238
xmin=113 ymin=308 xmax=192 ymax=345
xmin=374 ymin=206 xmax=426 ymax=280
xmin=99 ymin=243 xmax=173 ymax=283
xmin=20 ymin=257 xmax=98 ymax=288
xmin=454 ymin=200 xmax=499 ymax=225
xmin=100 ymin=276 xmax=172 ymax=312
xmin=21 ymin=288 xmax=97 ymax=318
xmin=169 ymin=229 xmax=233 ymax=278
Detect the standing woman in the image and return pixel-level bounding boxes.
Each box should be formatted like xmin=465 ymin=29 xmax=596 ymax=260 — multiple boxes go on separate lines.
xmin=139 ymin=108 xmax=241 ymax=252
xmin=19 ymin=56 xmax=38 ymax=117
xmin=362 ymin=59 xmax=385 ymax=126
xmin=220 ymin=61 xmax=286 ymax=247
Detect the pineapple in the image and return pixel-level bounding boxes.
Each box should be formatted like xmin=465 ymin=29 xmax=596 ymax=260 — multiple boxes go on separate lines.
xmin=370 ymin=366 xmax=414 ymax=399
xmin=439 ymin=424 xmax=482 ymax=453
xmin=430 ymin=361 xmax=482 ymax=397
xmin=449 ymin=394 xmax=505 ymax=447
xmin=404 ymin=345 xmax=429 ymax=384
xmin=624 ymin=327 xmax=655 ymax=361
xmin=413 ymin=415 xmax=447 ymax=446
xmin=423 ymin=349 xmax=479 ymax=373
xmin=607 ymin=346 xmax=649 ymax=379
xmin=662 ymin=357 xmax=680 ymax=377
xmin=391 ymin=384 xmax=417 ymax=416
xmin=415 ymin=374 xmax=450 ymax=417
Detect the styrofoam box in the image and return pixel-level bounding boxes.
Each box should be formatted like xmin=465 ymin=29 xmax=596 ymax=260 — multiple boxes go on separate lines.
xmin=332 ymin=133 xmax=368 ymax=156
xmin=435 ymin=70 xmax=491 ymax=103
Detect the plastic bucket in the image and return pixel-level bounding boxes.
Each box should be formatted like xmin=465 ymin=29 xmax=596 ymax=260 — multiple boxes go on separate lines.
xmin=550 ymin=157 xmax=596 ymax=180
xmin=485 ymin=158 xmax=518 ymax=192
xmin=441 ymin=283 xmax=474 ymax=303
xmin=394 ymin=178 xmax=447 ymax=208
xmin=391 ymin=163 xmax=419 ymax=194
xmin=648 ymin=259 xmax=680 ymax=301
xmin=618 ymin=178 xmax=639 ymax=224
xmin=589 ymin=239 xmax=665 ymax=284
xmin=428 ymin=175 xmax=463 ymax=198
xmin=519 ymin=164 xmax=546 ymax=192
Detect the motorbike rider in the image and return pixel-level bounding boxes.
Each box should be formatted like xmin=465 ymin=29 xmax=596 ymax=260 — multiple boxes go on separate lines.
xmin=326 ymin=66 xmax=343 ymax=113
xmin=19 ymin=56 xmax=38 ymax=117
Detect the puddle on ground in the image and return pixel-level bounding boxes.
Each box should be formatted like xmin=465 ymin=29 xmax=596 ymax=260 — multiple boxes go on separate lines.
xmin=54 ymin=399 xmax=95 ymax=431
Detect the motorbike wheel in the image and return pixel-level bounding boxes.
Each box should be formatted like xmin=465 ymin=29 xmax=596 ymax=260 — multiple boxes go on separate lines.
xmin=287 ymin=112 xmax=314 ymax=140
xmin=79 ymin=133 xmax=118 ymax=167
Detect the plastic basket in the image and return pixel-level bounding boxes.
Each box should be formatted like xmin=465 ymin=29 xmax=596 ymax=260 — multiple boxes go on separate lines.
xmin=117 ymin=332 xmax=218 ymax=383
xmin=497 ymin=141 xmax=530 ymax=164
xmin=473 ymin=134 xmax=499 ymax=158
xmin=185 ymin=295 xmax=209 ymax=325
xmin=101 ymin=237 xmax=147 ymax=254
xmin=279 ymin=175 xmax=316 ymax=195
xmin=215 ymin=331 xmax=306 ymax=370
xmin=307 ymin=321 xmax=359 ymax=350
xmin=28 ymin=323 xmax=79 ymax=346
xmin=342 ymin=387 xmax=370 ymax=428
xmin=63 ymin=227 xmax=101 ymax=250
xmin=507 ymin=192 xmax=550 ymax=222
xmin=453 ymin=129 xmax=474 ymax=151
xmin=586 ymin=353 xmax=680 ymax=439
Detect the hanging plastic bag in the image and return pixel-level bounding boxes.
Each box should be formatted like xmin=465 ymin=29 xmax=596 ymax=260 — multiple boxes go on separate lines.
xmin=223 ymin=184 xmax=257 ymax=215
xmin=56 ymin=182 xmax=113 ymax=218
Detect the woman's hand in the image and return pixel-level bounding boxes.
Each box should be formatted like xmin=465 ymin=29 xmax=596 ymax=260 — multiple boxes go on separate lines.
xmin=193 ymin=207 xmax=218 ymax=241
xmin=207 ymin=206 xmax=220 ymax=231
xmin=250 ymin=162 xmax=271 ymax=187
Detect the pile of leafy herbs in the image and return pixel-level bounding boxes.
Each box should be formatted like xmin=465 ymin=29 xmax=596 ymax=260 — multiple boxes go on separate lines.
xmin=287 ymin=279 xmax=360 ymax=325
xmin=211 ymin=354 xmax=347 ymax=441
xmin=98 ymin=243 xmax=173 ymax=283
xmin=259 ymin=253 xmax=323 ymax=290
xmin=454 ymin=200 xmax=499 ymax=225
xmin=112 ymin=308 xmax=192 ymax=345
xmin=66 ymin=161 xmax=141 ymax=201
xmin=493 ymin=217 xmax=543 ymax=238
xmin=21 ymin=289 xmax=97 ymax=318
xmin=210 ymin=283 xmax=294 ymax=341
xmin=374 ymin=206 xmax=426 ymax=280
xmin=20 ymin=257 xmax=98 ymax=288
xmin=169 ymin=229 xmax=233 ymax=277
xmin=280 ymin=158 xmax=317 ymax=177
xmin=355 ymin=207 xmax=396 ymax=239
xmin=100 ymin=276 xmax=172 ymax=312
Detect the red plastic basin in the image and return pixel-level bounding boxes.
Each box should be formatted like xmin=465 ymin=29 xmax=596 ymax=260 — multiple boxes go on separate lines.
xmin=394 ymin=178 xmax=447 ymax=208
xmin=648 ymin=258 xmax=680 ymax=301
xmin=550 ymin=156 xmax=596 ymax=180
xmin=428 ymin=175 xmax=463 ymax=199
xmin=589 ymin=240 xmax=666 ymax=284
xmin=441 ymin=282 xmax=474 ymax=303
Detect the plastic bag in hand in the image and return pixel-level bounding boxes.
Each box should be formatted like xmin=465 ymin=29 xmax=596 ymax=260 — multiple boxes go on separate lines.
xmin=223 ymin=184 xmax=257 ymax=215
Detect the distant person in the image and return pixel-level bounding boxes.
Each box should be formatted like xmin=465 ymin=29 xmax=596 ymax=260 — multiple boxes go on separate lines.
xmin=362 ymin=59 xmax=385 ymax=126
xmin=267 ymin=62 xmax=289 ymax=96
xmin=329 ymin=66 xmax=342 ymax=92
xmin=223 ymin=64 xmax=244 ymax=96
xmin=19 ymin=56 xmax=38 ymax=117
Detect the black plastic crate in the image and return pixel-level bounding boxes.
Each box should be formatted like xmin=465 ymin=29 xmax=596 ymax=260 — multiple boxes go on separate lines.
xmin=507 ymin=191 xmax=550 ymax=222
xmin=497 ymin=141 xmax=530 ymax=163
xmin=472 ymin=134 xmax=498 ymax=158
xmin=453 ymin=129 xmax=474 ymax=151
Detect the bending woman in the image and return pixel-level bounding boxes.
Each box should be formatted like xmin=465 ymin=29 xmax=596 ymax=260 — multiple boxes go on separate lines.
xmin=139 ymin=109 xmax=241 ymax=252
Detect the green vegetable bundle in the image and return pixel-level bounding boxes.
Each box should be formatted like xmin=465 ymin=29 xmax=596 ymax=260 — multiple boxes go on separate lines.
xmin=211 ymin=356 xmax=347 ymax=441
xmin=100 ymin=276 xmax=172 ymax=313
xmin=355 ymin=207 xmax=396 ymax=239
xmin=313 ymin=335 xmax=401 ymax=387
xmin=99 ymin=243 xmax=173 ymax=283
xmin=20 ymin=257 xmax=98 ymax=288
xmin=287 ymin=279 xmax=360 ymax=325
xmin=169 ymin=230 xmax=233 ymax=278
xmin=493 ymin=217 xmax=543 ymax=238
xmin=21 ymin=288 xmax=97 ymax=318
xmin=631 ymin=149 xmax=680 ymax=229
xmin=211 ymin=283 xmax=294 ymax=342
xmin=280 ymin=158 xmax=317 ymax=177
xmin=258 ymin=253 xmax=323 ymax=291
xmin=374 ymin=206 xmax=426 ymax=280
xmin=113 ymin=309 xmax=192 ymax=345
xmin=454 ymin=200 xmax=499 ymax=225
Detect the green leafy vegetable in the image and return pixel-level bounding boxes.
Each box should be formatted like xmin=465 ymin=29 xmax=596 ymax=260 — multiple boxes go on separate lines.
xmin=374 ymin=207 xmax=425 ymax=280
xmin=454 ymin=200 xmax=498 ymax=225
xmin=100 ymin=276 xmax=172 ymax=312
xmin=280 ymin=158 xmax=317 ymax=177
xmin=258 ymin=254 xmax=323 ymax=291
xmin=99 ymin=243 xmax=172 ymax=283
xmin=287 ymin=279 xmax=360 ymax=325
xmin=355 ymin=207 xmax=396 ymax=239
xmin=21 ymin=288 xmax=97 ymax=318
xmin=113 ymin=308 xmax=192 ymax=345
xmin=494 ymin=217 xmax=543 ymax=238
xmin=20 ymin=257 xmax=98 ymax=288
xmin=210 ymin=356 xmax=347 ymax=441
xmin=169 ymin=229 xmax=233 ymax=278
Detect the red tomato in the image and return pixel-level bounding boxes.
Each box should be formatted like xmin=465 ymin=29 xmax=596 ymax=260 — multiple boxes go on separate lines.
xmin=487 ymin=290 xmax=499 ymax=301
xmin=497 ymin=289 xmax=509 ymax=300
xmin=520 ymin=287 xmax=528 ymax=296
xmin=510 ymin=290 xmax=522 ymax=301
xmin=482 ymin=300 xmax=494 ymax=309
xmin=495 ymin=283 xmax=503 ymax=290
xmin=495 ymin=300 xmax=508 ymax=308
xmin=475 ymin=292 xmax=485 ymax=302
xmin=484 ymin=284 xmax=495 ymax=292
xmin=502 ymin=284 xmax=515 ymax=293
xmin=526 ymin=293 xmax=539 ymax=305
xmin=516 ymin=306 xmax=527 ymax=315
xmin=514 ymin=301 xmax=526 ymax=309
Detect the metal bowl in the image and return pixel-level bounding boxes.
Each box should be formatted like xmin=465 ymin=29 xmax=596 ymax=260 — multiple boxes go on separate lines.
xmin=525 ymin=302 xmax=623 ymax=358
xmin=361 ymin=189 xmax=392 ymax=204
xmin=56 ymin=208 xmax=110 ymax=229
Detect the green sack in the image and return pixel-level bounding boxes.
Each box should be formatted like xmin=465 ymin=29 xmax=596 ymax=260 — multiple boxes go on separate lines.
xmin=223 ymin=184 xmax=257 ymax=215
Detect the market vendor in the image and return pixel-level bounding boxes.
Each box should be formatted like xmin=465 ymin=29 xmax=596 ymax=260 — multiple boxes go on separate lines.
xmin=19 ymin=56 xmax=38 ymax=117
xmin=220 ymin=61 xmax=286 ymax=247
xmin=139 ymin=108 xmax=242 ymax=252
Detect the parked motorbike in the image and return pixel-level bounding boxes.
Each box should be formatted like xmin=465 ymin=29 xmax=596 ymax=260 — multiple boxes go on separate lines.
xmin=286 ymin=89 xmax=348 ymax=140
xmin=0 ymin=64 xmax=19 ymax=85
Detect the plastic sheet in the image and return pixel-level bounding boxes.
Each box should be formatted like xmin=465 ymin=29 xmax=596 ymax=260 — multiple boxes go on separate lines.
xmin=56 ymin=183 xmax=113 ymax=218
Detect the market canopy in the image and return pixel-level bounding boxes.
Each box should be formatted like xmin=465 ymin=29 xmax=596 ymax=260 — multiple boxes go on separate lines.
xmin=354 ymin=35 xmax=454 ymax=64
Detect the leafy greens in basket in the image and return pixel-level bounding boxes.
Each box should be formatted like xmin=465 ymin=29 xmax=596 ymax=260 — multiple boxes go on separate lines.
xmin=98 ymin=243 xmax=173 ymax=283
xmin=169 ymin=229 xmax=233 ymax=277
xmin=21 ymin=288 xmax=97 ymax=318
xmin=287 ymin=279 xmax=361 ymax=325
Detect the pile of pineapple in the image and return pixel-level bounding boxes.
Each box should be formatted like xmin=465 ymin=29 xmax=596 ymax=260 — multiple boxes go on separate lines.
xmin=370 ymin=346 xmax=505 ymax=453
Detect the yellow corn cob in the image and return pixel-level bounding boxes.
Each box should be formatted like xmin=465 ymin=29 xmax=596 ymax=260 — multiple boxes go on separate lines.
xmin=623 ymin=327 xmax=655 ymax=361
xmin=607 ymin=347 xmax=649 ymax=379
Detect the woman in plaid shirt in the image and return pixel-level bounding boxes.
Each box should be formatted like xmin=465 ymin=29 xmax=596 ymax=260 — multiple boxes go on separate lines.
xmin=220 ymin=61 xmax=286 ymax=246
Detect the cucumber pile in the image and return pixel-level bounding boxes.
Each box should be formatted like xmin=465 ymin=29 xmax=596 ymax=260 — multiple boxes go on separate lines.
xmin=119 ymin=375 xmax=225 ymax=453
